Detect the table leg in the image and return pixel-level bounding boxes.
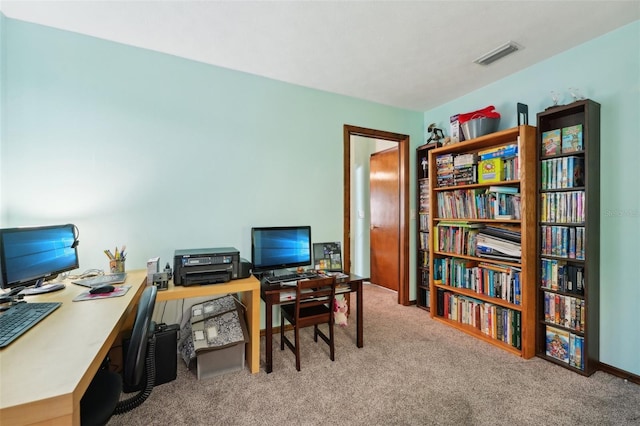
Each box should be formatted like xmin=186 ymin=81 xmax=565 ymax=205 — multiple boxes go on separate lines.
xmin=356 ymin=281 xmax=363 ymax=348
xmin=241 ymin=288 xmax=260 ymax=374
xmin=265 ymin=298 xmax=273 ymax=373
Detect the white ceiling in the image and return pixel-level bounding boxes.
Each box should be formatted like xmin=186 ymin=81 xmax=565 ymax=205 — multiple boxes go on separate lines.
xmin=1 ymin=1 xmax=639 ymax=111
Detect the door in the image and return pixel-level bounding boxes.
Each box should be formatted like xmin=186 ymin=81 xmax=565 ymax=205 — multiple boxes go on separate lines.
xmin=369 ymin=146 xmax=399 ymax=291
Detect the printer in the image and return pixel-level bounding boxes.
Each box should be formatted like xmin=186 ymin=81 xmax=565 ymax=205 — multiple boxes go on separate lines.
xmin=173 ymin=247 xmax=240 ymax=286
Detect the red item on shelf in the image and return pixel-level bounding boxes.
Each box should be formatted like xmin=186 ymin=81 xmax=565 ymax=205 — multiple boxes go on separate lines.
xmin=458 ymin=105 xmax=501 ymax=124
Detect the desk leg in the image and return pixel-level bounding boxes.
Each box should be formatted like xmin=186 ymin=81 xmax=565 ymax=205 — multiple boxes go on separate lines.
xmin=265 ymin=298 xmax=273 ymax=373
xmin=241 ymin=288 xmax=260 ymax=374
xmin=356 ymin=281 xmax=363 ymax=348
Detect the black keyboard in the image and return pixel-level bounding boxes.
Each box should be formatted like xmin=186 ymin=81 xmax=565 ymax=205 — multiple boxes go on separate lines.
xmin=265 ymin=272 xmax=319 ymax=285
xmin=0 ymin=302 xmax=62 ymax=348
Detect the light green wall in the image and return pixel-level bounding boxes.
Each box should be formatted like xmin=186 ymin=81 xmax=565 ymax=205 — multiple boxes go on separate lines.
xmin=0 ymin=14 xmax=5 ymax=221
xmin=424 ymin=20 xmax=640 ymax=376
xmin=2 ymin=14 xmax=638 ymax=376
xmin=0 ymin=17 xmax=422 ymax=277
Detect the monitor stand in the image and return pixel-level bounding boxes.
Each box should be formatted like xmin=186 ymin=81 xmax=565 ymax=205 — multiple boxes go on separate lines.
xmin=19 ymin=279 xmax=66 ymax=296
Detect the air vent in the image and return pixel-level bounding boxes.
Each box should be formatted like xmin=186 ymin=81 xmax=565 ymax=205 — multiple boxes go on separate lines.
xmin=473 ymin=41 xmax=521 ymax=66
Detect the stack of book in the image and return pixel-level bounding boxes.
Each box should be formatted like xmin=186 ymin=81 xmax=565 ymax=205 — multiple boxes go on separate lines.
xmin=476 ymin=226 xmax=521 ymax=263
xmin=436 ymin=153 xmax=454 ymax=187
xmin=541 ymin=156 xmax=585 ymax=190
xmin=540 ymin=259 xmax=584 ymax=295
xmin=545 ymin=325 xmax=584 ymax=368
xmin=486 ymin=186 xmax=521 ymax=220
xmin=453 ymin=153 xmax=477 ymax=185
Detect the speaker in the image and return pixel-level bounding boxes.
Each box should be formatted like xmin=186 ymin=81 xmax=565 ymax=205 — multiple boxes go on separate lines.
xmin=239 ymin=257 xmax=252 ymax=279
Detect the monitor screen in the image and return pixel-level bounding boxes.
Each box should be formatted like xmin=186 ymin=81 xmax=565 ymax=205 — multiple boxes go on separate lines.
xmin=251 ymin=226 xmax=312 ymax=272
xmin=0 ymin=224 xmax=79 ymax=290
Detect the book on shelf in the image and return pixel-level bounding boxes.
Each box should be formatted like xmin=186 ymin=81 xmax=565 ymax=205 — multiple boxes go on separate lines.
xmin=453 ymin=152 xmax=478 ymax=166
xmin=476 ymin=232 xmax=521 ymax=257
xmin=478 ymin=143 xmax=518 ymax=160
xmin=541 ymin=129 xmax=561 ymax=157
xmin=488 ymin=185 xmax=519 ymax=194
xmin=436 ymin=290 xmax=521 ymax=349
xmin=540 ymin=259 xmax=585 ymax=295
xmin=453 ymin=165 xmax=477 ymax=186
xmin=543 ymin=292 xmax=584 ymax=332
xmin=571 ymin=334 xmax=584 ymax=369
xmin=478 ymin=158 xmax=504 ymax=183
xmin=568 ymin=156 xmax=585 ymax=187
xmin=545 ymin=325 xmax=570 ymax=363
xmin=434 ymin=222 xmax=483 ymax=256
xmin=480 ymin=226 xmax=521 ymax=243
xmin=561 ymin=124 xmax=583 ymax=153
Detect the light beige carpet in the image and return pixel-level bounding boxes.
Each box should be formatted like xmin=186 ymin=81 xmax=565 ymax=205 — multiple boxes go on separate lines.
xmin=108 ymin=283 xmax=640 ymax=425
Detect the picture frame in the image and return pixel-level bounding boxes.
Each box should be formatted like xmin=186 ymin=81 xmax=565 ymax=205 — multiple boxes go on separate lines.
xmin=313 ymin=242 xmax=343 ymax=271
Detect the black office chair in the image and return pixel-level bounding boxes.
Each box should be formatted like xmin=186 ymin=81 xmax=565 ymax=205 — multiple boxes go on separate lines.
xmin=80 ymin=285 xmax=158 ymax=426
xmin=280 ymin=276 xmax=337 ymax=371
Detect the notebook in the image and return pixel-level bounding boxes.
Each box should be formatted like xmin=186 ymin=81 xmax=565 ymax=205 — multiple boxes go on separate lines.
xmin=72 ymin=273 xmax=127 ymax=288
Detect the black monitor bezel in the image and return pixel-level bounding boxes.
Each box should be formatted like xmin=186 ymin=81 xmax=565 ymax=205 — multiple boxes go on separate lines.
xmin=250 ymin=225 xmax=312 ymax=273
xmin=0 ymin=223 xmax=79 ymax=290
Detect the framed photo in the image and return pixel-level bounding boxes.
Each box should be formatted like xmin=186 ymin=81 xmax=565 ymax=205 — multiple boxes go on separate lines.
xmin=313 ymin=242 xmax=343 ymax=271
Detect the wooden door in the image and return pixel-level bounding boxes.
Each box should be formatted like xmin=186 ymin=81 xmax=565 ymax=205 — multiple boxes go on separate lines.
xmin=369 ymin=146 xmax=399 ymax=291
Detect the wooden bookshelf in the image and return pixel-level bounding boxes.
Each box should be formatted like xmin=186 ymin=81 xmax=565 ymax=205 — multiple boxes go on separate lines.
xmin=535 ymin=99 xmax=600 ymax=375
xmin=428 ymin=125 xmax=537 ymax=358
xmin=416 ymin=143 xmax=439 ymax=311
xmin=415 ymin=142 xmax=439 ymax=311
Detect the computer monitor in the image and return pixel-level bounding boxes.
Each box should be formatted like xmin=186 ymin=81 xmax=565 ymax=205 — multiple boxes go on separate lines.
xmin=251 ymin=226 xmax=312 ymax=273
xmin=0 ymin=224 xmax=79 ymax=292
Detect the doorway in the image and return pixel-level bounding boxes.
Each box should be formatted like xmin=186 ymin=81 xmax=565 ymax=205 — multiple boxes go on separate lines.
xmin=343 ymin=125 xmax=410 ymax=306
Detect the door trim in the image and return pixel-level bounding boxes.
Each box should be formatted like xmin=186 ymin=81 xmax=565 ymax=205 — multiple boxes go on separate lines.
xmin=343 ymin=124 xmax=410 ymax=306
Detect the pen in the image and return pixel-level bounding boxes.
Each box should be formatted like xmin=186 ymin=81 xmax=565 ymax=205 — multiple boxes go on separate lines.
xmin=104 ymin=249 xmax=115 ymax=260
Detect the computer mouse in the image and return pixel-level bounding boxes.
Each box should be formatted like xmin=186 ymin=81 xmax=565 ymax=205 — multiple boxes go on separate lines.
xmin=90 ymin=285 xmax=115 ymax=294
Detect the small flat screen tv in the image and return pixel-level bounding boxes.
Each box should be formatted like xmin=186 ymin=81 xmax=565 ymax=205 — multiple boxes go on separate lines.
xmin=251 ymin=226 xmax=312 ymax=273
xmin=0 ymin=224 xmax=79 ymax=290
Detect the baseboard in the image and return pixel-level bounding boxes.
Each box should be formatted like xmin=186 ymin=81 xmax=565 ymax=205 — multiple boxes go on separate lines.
xmin=597 ymin=362 xmax=640 ymax=385
xmin=260 ymin=324 xmax=293 ymax=337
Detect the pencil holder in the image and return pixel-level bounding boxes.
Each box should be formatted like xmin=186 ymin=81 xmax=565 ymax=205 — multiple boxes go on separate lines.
xmin=110 ymin=259 xmax=125 ymax=273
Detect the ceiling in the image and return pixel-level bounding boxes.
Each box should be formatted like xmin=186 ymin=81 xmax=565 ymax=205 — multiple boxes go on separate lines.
xmin=1 ymin=1 xmax=639 ymax=111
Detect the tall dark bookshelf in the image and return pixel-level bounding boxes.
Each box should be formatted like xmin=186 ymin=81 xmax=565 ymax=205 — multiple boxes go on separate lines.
xmin=535 ymin=99 xmax=600 ymax=375
xmin=416 ymin=142 xmax=438 ymax=311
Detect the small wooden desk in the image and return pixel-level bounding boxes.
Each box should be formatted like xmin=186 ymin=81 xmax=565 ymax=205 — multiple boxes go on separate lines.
xmin=0 ymin=270 xmax=147 ymax=426
xmin=260 ymin=274 xmax=365 ymax=373
xmin=157 ymin=276 xmax=261 ymax=375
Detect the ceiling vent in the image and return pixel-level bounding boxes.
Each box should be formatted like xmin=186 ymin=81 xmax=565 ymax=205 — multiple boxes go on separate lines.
xmin=474 ymin=41 xmax=521 ymax=66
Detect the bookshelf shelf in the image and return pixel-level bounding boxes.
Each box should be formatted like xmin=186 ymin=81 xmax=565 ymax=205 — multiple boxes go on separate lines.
xmin=433 ymin=283 xmax=523 ymax=310
xmin=535 ymin=99 xmax=600 ymax=376
xmin=436 ymin=317 xmax=524 ymax=356
xmin=428 ymin=125 xmax=537 ymax=358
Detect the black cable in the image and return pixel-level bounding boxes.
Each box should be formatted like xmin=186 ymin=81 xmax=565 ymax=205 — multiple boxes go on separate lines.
xmin=113 ymin=334 xmax=156 ymax=414
xmin=160 ymin=301 xmax=167 ymax=323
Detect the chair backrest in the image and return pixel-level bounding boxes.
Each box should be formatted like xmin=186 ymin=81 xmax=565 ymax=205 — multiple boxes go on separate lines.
xmin=294 ymin=276 xmax=336 ymax=325
xmin=123 ymin=285 xmax=157 ymax=387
